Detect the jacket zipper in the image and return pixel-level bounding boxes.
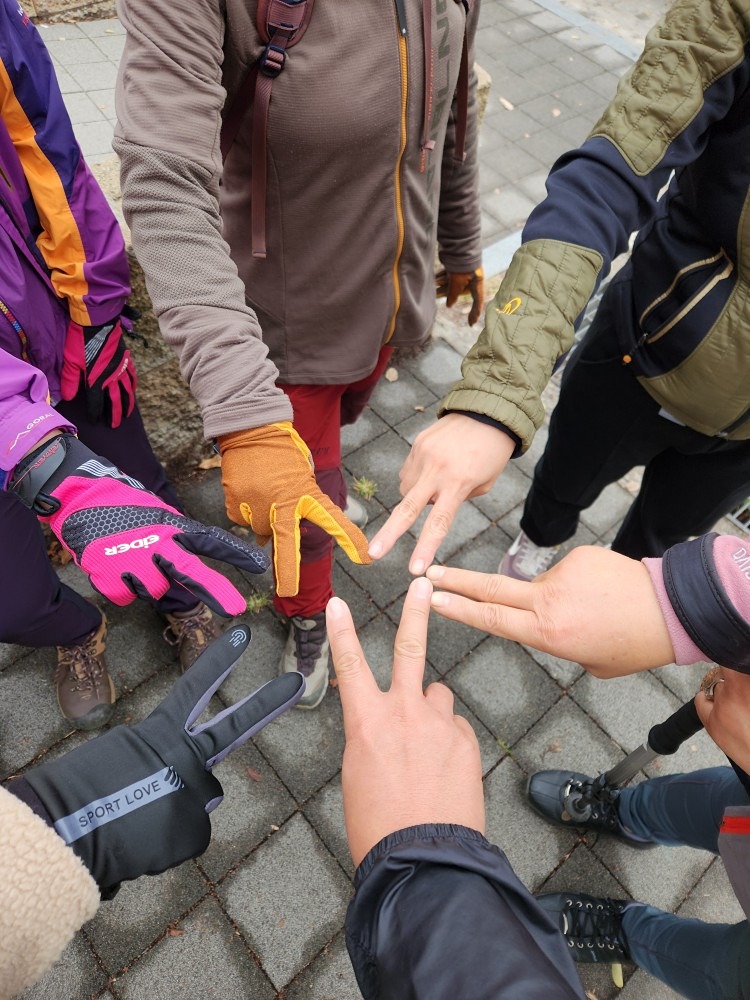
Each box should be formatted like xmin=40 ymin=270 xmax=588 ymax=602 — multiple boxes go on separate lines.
xmin=385 ymin=0 xmax=409 ymax=344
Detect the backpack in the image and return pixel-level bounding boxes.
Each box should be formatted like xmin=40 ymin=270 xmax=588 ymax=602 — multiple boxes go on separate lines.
xmin=220 ymin=0 xmax=470 ymax=260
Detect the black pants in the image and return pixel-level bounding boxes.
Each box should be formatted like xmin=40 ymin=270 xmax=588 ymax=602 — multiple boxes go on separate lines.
xmin=521 ymin=279 xmax=750 ymax=559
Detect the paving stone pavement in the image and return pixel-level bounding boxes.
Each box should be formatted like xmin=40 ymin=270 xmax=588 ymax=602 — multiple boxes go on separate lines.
xmin=5 ymin=2 xmax=748 ymax=998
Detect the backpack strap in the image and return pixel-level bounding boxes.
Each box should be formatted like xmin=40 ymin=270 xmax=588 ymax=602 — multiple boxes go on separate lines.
xmin=452 ymin=0 xmax=471 ymax=164
xmin=221 ymin=0 xmax=315 ymax=259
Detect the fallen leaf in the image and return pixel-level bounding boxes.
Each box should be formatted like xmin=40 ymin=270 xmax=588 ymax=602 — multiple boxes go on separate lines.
xmin=499 ymin=96 xmax=514 ymax=111
xmin=270 ymin=823 xmax=280 ymax=831
xmin=167 ymin=926 xmax=185 ymax=937
xmin=198 ymin=453 xmax=222 ymax=470
xmin=547 ymin=739 xmax=562 ymax=753
xmin=278 ymin=918 xmax=286 ymax=928
xmin=552 ymin=107 xmax=561 ymax=117
xmin=247 ymin=767 xmax=262 ymax=782
xmin=384 ymin=367 xmax=399 ymax=382
xmin=414 ymin=404 xmax=425 ymax=412
xmin=329 ymin=677 xmax=339 ymax=688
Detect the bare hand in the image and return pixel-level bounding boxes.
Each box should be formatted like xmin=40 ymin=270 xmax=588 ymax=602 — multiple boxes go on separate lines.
xmin=696 ymin=667 xmax=750 ymax=776
xmin=326 ymin=577 xmax=485 ymax=867
xmin=427 ymin=546 xmax=675 ymax=677
xmin=368 ymin=414 xmax=515 ymax=575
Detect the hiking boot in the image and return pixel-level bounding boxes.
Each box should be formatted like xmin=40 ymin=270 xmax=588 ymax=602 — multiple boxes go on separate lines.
xmin=499 ymin=529 xmax=559 ymax=581
xmin=55 ymin=616 xmax=115 ymax=731
xmin=163 ymin=603 xmax=223 ymax=673
xmin=535 ymin=891 xmax=632 ymax=965
xmin=344 ymin=493 xmax=368 ymax=530
xmin=526 ymin=770 xmax=654 ymax=848
xmin=280 ymin=612 xmax=330 ymax=709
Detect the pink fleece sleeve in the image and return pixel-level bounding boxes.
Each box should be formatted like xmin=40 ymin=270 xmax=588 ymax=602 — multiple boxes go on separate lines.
xmin=644 ymin=535 xmax=750 ymax=665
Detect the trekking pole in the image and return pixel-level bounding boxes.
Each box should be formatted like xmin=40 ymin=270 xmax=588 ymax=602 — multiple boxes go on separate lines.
xmin=563 ymin=699 xmax=703 ymax=825
xmin=604 ymin=698 xmax=703 ymax=786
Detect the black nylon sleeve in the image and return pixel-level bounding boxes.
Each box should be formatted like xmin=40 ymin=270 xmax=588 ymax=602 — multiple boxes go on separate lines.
xmin=662 ymin=534 xmax=750 ymax=675
xmin=345 ymin=824 xmax=585 ymax=1000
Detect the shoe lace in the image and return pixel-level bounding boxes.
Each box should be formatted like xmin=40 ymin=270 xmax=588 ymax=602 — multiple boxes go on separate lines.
xmin=563 ymin=774 xmax=621 ymax=829
xmin=163 ymin=606 xmax=217 ymax=649
xmin=292 ymin=614 xmax=327 ymax=675
xmin=561 ymin=897 xmax=628 ymax=958
xmin=56 ymin=643 xmax=103 ymax=694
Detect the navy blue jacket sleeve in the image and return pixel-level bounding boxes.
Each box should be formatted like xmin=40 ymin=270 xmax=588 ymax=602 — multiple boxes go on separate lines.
xmin=345 ymin=824 xmax=585 ymax=999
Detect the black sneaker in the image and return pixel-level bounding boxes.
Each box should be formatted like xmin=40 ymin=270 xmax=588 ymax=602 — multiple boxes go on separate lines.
xmin=526 ymin=770 xmax=654 ymax=848
xmin=536 ymin=891 xmax=631 ymax=965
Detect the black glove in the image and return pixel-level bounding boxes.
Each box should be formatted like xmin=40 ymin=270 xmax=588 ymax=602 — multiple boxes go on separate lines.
xmin=14 ymin=626 xmax=303 ymax=896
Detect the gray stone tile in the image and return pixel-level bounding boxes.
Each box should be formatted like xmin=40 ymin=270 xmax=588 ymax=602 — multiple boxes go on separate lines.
xmin=677 ymin=856 xmax=745 ymax=924
xmin=343 ymin=513 xmax=415 ymax=608
xmin=521 ymin=642 xmax=584 ymax=688
xmin=66 ymin=60 xmax=120 ymax=94
xmin=408 ymin=498 xmax=491 ymax=563
xmin=285 ymin=931 xmax=363 ymax=999
xmin=88 ymin=87 xmax=117 ymax=120
xmin=253 ymin=691 xmax=345 ymax=805
xmin=391 ymin=397 xmax=440 ymax=445
xmin=73 ymin=118 xmax=117 ymax=159
xmin=196 ymin=741 xmax=297 ymax=882
xmin=51 ymin=63 xmax=84 ymax=94
xmin=46 ymin=35 xmax=103 ymax=65
xmin=332 ymin=559 xmax=381 ymax=628
xmin=519 ymin=126 xmax=578 ymax=168
xmin=619 ymin=969 xmax=682 ymax=999
xmin=344 ymin=432 xmax=411 ymax=510
xmin=303 ymin=775 xmax=353 ymax=878
xmin=367 ymin=366 xmax=440 ymax=427
xmin=114 ymin=897 xmax=276 ymax=1000
xmin=77 ymin=19 xmax=126 ymax=37
xmin=62 ymin=90 xmax=105 ymax=124
xmin=512 ymin=695 xmax=624 ymax=776
xmin=470 ymin=460 xmax=532 ymax=522
xmin=0 ymin=641 xmax=30 ymax=671
xmin=552 ymin=49 xmax=604 ymax=82
xmin=91 ymin=33 xmax=126 ymax=61
xmin=484 ymin=756 xmax=577 ymax=888
xmin=449 ymin=634 xmax=562 ymax=744
xmin=85 ymin=862 xmax=208 ymax=972
xmin=17 ymin=930 xmax=107 ymax=1000
xmin=482 ymin=184 xmax=538 ymax=230
xmin=340 ymin=405 xmax=389 ymax=456
xmin=220 ymin=813 xmax=351 ymax=990
xmin=588 ymin=43 xmax=636 ymax=72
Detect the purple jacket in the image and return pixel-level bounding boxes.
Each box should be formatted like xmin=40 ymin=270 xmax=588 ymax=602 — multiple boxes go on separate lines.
xmin=0 ymin=0 xmax=129 ymax=407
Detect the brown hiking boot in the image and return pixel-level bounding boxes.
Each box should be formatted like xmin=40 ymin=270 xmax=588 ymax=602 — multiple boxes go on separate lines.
xmin=163 ymin=603 xmax=223 ymax=673
xmin=55 ymin=616 xmax=116 ymax=731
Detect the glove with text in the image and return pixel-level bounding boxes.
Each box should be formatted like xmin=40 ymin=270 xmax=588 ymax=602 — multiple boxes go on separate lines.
xmin=219 ymin=421 xmax=371 ymax=597
xmin=60 ymin=315 xmax=137 ymax=427
xmin=15 ymin=626 xmax=304 ymax=895
xmin=436 ymin=267 xmax=485 ymax=326
xmin=9 ymin=432 xmax=269 ymax=614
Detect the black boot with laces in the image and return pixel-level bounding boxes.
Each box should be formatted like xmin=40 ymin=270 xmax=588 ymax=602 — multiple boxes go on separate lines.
xmin=526 ymin=770 xmax=654 ymax=848
xmin=536 ymin=891 xmax=632 ymax=965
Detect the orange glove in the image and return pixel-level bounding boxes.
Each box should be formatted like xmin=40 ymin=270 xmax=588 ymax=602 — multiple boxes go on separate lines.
xmin=218 ymin=422 xmax=371 ymax=597
xmin=435 ymin=267 xmax=485 ymax=326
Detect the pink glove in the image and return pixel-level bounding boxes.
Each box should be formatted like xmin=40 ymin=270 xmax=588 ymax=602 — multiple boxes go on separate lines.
xmin=9 ymin=433 xmax=269 ymax=615
xmin=60 ymin=316 xmax=137 ymax=428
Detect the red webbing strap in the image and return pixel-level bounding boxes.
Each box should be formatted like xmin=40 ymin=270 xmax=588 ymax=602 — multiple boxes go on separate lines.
xmin=220 ymin=0 xmax=315 ymax=258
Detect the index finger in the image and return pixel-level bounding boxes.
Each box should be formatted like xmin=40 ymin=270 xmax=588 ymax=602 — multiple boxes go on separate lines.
xmin=368 ymin=480 xmax=435 ymax=561
xmin=407 ymin=490 xmax=467 ymax=575
xmin=391 ymin=576 xmax=433 ymax=694
xmin=326 ymin=595 xmax=381 ymax=733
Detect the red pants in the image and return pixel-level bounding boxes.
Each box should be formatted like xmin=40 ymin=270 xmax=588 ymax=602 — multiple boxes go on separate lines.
xmin=275 ymin=345 xmax=393 ymax=618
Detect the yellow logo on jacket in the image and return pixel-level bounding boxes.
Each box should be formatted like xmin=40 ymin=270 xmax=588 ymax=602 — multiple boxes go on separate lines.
xmin=498 ymin=297 xmax=522 ymax=315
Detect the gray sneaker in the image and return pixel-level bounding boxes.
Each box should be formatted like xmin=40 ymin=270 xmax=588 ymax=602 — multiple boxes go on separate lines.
xmin=280 ymin=612 xmax=330 ymax=709
xmin=344 ymin=494 xmax=368 ymax=530
xmin=499 ymin=529 xmax=560 ymax=581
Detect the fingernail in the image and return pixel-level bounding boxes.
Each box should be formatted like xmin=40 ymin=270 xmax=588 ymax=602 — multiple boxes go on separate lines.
xmin=369 ymin=541 xmax=382 ymax=559
xmin=411 ymin=559 xmax=425 ymax=575
xmin=413 ymin=576 xmax=432 ymax=598
xmin=426 ymin=565 xmax=444 ymax=581
xmin=431 ymin=592 xmax=447 ymax=608
xmin=326 ymin=596 xmax=346 ymax=618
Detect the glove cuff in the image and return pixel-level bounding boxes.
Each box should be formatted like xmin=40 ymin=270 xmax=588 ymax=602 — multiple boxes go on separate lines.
xmin=8 ymin=432 xmax=75 ymax=513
